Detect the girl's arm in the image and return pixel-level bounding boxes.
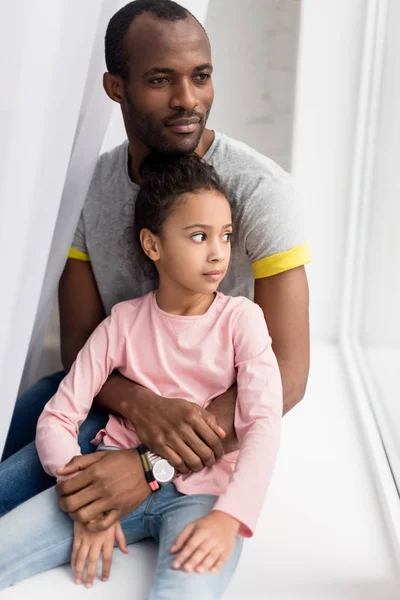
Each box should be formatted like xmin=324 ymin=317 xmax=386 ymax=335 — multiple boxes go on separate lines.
xmin=212 ymin=300 xmax=283 ymax=537
xmin=36 ymin=307 xmax=124 ymax=479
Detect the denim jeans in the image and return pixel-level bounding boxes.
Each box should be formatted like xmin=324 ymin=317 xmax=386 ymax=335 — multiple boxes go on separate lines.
xmin=0 ymin=372 xmax=109 ymax=517
xmin=0 ymin=482 xmax=243 ymax=599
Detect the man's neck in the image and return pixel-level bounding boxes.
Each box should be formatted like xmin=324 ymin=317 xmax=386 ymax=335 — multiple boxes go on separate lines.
xmin=127 ymin=128 xmax=215 ymax=184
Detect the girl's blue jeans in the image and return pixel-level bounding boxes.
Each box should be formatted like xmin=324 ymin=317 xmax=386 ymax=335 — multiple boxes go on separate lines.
xmin=0 ymin=482 xmax=242 ymax=598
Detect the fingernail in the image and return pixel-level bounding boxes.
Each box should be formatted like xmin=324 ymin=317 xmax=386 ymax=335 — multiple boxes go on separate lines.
xmin=85 ymin=583 xmax=93 ymax=589
xmin=172 ymin=561 xmax=180 ymax=569
xmin=197 ymin=567 xmax=204 ymax=574
xmin=102 ymin=578 xmax=108 ymax=583
xmin=75 ymin=579 xmax=81 ymax=585
xmin=185 ymin=564 xmax=193 ymax=572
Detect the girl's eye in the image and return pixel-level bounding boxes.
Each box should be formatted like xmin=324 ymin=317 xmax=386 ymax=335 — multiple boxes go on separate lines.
xmin=191 ymin=233 xmax=206 ymax=243
xmin=222 ymin=232 xmax=232 ymax=242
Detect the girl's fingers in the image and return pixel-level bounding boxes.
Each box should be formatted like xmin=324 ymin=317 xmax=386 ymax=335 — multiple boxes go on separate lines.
xmin=85 ymin=545 xmax=101 ymax=588
xmin=195 ymin=548 xmax=220 ymax=574
xmin=101 ymin=537 xmax=115 ymax=582
xmin=75 ymin=543 xmax=89 ymax=584
xmin=181 ymin=542 xmax=212 ymax=572
xmin=170 ymin=523 xmax=195 ymax=555
xmin=115 ymin=522 xmax=128 ymax=554
xmin=71 ymin=536 xmax=81 ymax=572
xmin=210 ymin=554 xmax=228 ymax=573
xmin=172 ymin=530 xmax=207 ymax=570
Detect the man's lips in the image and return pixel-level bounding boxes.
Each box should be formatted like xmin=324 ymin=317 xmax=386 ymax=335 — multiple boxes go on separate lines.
xmin=165 ymin=117 xmax=200 ymax=133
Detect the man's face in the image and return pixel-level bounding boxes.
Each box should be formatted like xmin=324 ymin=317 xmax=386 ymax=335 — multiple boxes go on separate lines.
xmin=121 ymin=14 xmax=214 ymax=156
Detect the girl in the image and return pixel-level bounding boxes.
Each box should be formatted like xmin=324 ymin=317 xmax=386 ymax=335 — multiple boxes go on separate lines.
xmin=0 ymin=156 xmax=282 ymax=599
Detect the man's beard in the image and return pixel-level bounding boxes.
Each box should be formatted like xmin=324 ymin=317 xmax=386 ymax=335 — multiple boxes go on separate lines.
xmin=125 ymin=93 xmax=208 ymax=157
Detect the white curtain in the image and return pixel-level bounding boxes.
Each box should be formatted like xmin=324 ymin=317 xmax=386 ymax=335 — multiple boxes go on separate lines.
xmin=0 ymin=0 xmax=210 ymax=456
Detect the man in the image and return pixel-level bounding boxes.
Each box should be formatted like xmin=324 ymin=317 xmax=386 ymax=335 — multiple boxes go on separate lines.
xmin=0 ymin=0 xmax=310 ymax=530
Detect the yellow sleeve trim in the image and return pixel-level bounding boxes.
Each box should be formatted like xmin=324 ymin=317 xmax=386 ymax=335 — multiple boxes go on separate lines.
xmin=252 ymin=242 xmax=312 ymax=279
xmin=68 ymin=247 xmax=90 ymax=262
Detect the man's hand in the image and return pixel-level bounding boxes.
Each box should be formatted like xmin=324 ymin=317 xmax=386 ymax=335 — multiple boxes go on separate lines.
xmin=129 ymin=392 xmax=226 ymax=473
xmin=206 ymin=385 xmax=238 ymax=454
xmin=56 ymin=450 xmax=149 ymax=532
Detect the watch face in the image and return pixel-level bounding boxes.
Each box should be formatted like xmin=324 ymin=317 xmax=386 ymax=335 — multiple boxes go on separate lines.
xmin=153 ymin=459 xmax=175 ymax=484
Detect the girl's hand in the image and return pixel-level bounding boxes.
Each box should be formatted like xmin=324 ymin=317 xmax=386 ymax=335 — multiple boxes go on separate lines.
xmin=170 ymin=511 xmax=240 ymax=575
xmin=72 ymin=520 xmax=128 ymax=587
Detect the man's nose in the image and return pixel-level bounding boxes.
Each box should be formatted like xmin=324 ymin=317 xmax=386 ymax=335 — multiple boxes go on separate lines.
xmin=170 ymin=79 xmax=198 ymax=111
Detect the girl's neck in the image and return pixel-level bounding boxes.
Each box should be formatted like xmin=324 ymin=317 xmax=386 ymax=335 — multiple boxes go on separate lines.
xmin=155 ymin=282 xmax=216 ymax=317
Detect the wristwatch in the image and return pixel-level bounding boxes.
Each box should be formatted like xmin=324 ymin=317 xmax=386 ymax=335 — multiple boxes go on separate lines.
xmin=149 ymin=451 xmax=176 ymax=485
xmin=138 ymin=445 xmax=175 ymax=490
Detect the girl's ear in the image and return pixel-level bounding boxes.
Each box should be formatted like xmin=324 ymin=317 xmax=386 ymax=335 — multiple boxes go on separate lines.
xmin=140 ymin=229 xmax=161 ymax=262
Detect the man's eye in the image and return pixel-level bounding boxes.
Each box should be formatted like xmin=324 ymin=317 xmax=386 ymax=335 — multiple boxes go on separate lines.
xmin=150 ymin=77 xmax=168 ymax=85
xmin=194 ymin=73 xmax=211 ymax=82
xmin=191 ymin=233 xmax=206 ymax=243
xmin=222 ymin=232 xmax=232 ymax=242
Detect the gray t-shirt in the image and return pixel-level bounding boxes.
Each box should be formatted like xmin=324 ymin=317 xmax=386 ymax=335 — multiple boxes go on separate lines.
xmin=71 ymin=131 xmax=310 ymax=315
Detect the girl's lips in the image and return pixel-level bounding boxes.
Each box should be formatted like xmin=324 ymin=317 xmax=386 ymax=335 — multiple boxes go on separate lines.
xmin=203 ymin=271 xmax=223 ymax=281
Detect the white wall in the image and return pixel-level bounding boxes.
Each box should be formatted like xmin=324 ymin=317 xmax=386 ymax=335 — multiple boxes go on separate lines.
xmin=206 ymin=0 xmax=300 ymax=171
xmin=291 ymin=0 xmax=367 ymax=343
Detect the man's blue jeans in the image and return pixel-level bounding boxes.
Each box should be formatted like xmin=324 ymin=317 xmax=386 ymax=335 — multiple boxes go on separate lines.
xmin=0 ymin=372 xmax=109 ymax=517
xmin=0 ymin=482 xmax=243 ymax=598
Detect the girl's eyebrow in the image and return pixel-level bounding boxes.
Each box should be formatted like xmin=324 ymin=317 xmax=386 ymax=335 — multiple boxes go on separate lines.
xmin=183 ymin=223 xmax=232 ymax=230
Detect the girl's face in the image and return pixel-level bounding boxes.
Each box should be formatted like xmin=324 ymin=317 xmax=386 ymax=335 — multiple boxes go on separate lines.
xmin=142 ymin=190 xmax=232 ymax=296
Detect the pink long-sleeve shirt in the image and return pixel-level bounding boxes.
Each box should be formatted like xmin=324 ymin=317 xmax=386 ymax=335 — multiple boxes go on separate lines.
xmin=36 ymin=291 xmax=282 ymax=537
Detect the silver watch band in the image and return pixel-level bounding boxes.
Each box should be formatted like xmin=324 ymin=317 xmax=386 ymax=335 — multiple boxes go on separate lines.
xmin=144 ymin=450 xmax=175 ymax=485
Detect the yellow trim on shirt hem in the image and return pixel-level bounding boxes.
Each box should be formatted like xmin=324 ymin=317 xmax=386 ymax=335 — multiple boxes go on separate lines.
xmin=68 ymin=248 xmax=90 ymax=262
xmin=252 ymin=243 xmax=312 ymax=279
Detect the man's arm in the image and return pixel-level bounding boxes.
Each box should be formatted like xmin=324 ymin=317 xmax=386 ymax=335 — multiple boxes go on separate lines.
xmin=59 ymin=258 xmax=105 ymax=370
xmin=254 ymin=265 xmax=310 ymax=415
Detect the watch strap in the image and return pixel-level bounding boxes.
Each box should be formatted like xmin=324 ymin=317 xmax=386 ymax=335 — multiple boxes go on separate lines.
xmin=138 ymin=445 xmax=159 ymax=492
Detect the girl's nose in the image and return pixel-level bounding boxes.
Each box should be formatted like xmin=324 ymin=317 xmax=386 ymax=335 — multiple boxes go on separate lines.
xmin=208 ymin=241 xmax=224 ymax=263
